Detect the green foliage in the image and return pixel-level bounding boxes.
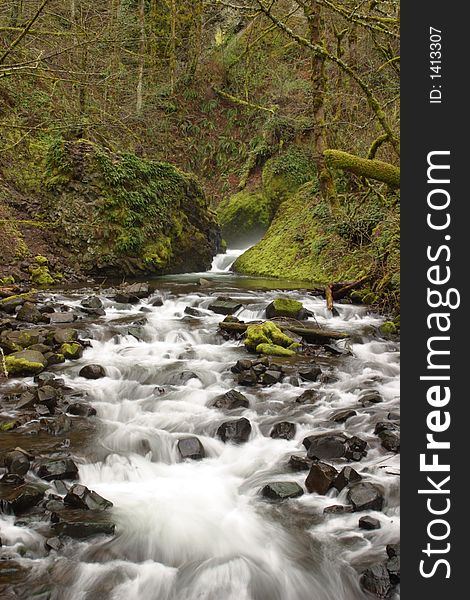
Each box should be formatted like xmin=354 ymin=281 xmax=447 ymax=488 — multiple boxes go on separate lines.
xmin=217 ymin=191 xmax=271 ymax=246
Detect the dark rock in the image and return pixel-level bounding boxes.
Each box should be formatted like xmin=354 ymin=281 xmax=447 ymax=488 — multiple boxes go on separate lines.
xmin=231 ymin=359 xmax=253 ymax=373
xmin=177 ymin=437 xmax=205 ymax=460
xmin=303 ymin=434 xmax=347 ymax=460
xmin=305 ymin=462 xmax=338 ymax=494
xmin=332 ymin=409 xmax=357 ymax=423
xmin=16 ymin=390 xmax=36 ymax=410
xmin=54 ymin=480 xmax=69 ymax=495
xmin=166 ymin=371 xmax=200 ymax=385
xmin=296 ymin=389 xmax=320 ymax=404
xmin=324 ymin=505 xmax=354 ymax=514
xmin=0 ymin=483 xmax=46 ymax=515
xmin=223 ymin=315 xmax=239 ymax=323
xmin=79 ymin=364 xmax=106 ymax=379
xmin=52 ymin=328 xmax=78 ymax=345
xmin=115 ymin=282 xmax=151 ymax=303
xmin=270 ymin=422 xmax=296 ymax=440
xmin=374 ymin=421 xmax=399 ymax=435
xmin=184 ymin=306 xmax=204 ymax=317
xmin=0 ymin=295 xmax=27 ymax=314
xmin=237 ymin=369 xmax=258 ymax=386
xmin=211 ymin=389 xmax=249 ymax=410
xmin=360 ymin=563 xmax=391 ymax=599
xmin=37 ymin=385 xmax=61 ymax=412
xmin=51 ymin=510 xmax=115 ymax=538
xmin=81 ymin=296 xmax=103 ymax=310
xmin=332 ymin=466 xmax=362 ymax=492
xmin=35 ymin=458 xmax=79 ymax=481
xmin=4 ymin=450 xmax=30 ymax=476
xmin=262 ymin=370 xmax=282 ymax=385
xmin=386 ymin=543 xmax=400 ymax=559
xmin=344 ymin=436 xmax=368 ymax=460
xmin=298 ymin=366 xmax=322 ymax=382
xmin=151 ymin=296 xmax=164 ymax=306
xmin=348 ymin=482 xmax=384 ymax=512
xmin=360 ymin=390 xmax=383 ymax=405
xmin=34 ymin=372 xmax=62 ymax=387
xmin=386 ymin=555 xmax=400 ymax=584
xmin=261 ymin=482 xmax=304 ymax=501
xmin=217 ymin=418 xmax=252 ymax=444
xmin=16 ymin=302 xmax=45 ymax=324
xmin=359 ymin=516 xmax=381 ymax=530
xmin=1 ymin=474 xmax=25 ymax=485
xmin=67 ymin=402 xmax=97 ymax=417
xmin=387 ymin=412 xmax=400 ymax=421
xmin=288 ymin=455 xmax=312 ymax=471
xmin=378 ymin=430 xmax=400 ymax=453
xmin=208 ymin=298 xmax=242 ymax=315
xmin=64 ymin=484 xmax=113 ymax=510
xmin=45 ymin=352 xmax=67 ymax=366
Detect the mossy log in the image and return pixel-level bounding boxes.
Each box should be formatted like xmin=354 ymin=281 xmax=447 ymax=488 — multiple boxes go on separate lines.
xmin=324 ymin=150 xmax=400 ymax=187
xmin=219 ymin=321 xmax=348 ymax=343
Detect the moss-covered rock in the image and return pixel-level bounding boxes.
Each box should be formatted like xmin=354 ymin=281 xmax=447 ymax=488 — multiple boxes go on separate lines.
xmin=266 ymin=298 xmax=305 ymax=320
xmin=379 ymin=321 xmax=397 ymax=336
xmin=60 ymin=342 xmax=83 ymax=359
xmin=5 ymin=349 xmax=47 ymax=376
xmin=43 ymin=139 xmax=221 ymax=276
xmin=245 ymin=321 xmax=299 ymax=355
xmin=217 ymin=191 xmax=271 ymax=247
xmin=29 ymin=265 xmax=54 ymax=286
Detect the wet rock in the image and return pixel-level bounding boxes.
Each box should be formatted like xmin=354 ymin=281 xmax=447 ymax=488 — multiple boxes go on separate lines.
xmin=386 ymin=543 xmax=400 ymax=559
xmin=166 ymin=371 xmax=200 ymax=385
xmin=348 ymin=482 xmax=384 ymax=512
xmin=262 ymin=370 xmax=283 ymax=385
xmin=54 ymin=480 xmax=69 ymax=495
xmin=360 ymin=390 xmax=383 ymax=405
xmin=344 ymin=436 xmax=368 ymax=461
xmin=60 ymin=342 xmax=83 ymax=359
xmin=332 ymin=466 xmax=362 ymax=492
xmin=115 ymin=283 xmax=151 ymax=304
xmin=67 ymin=402 xmax=97 ymax=417
xmin=177 ymin=437 xmax=205 ymax=460
xmin=79 ymin=364 xmax=106 ymax=379
xmin=303 ymin=433 xmax=347 ymax=460
xmin=0 ymin=483 xmax=46 ymax=515
xmin=51 ymin=509 xmax=115 ymax=538
xmin=298 ymin=366 xmax=322 ymax=382
xmin=211 ymin=389 xmax=249 ymax=410
xmin=324 ymin=505 xmax=354 ymax=514
xmin=359 ymin=516 xmax=381 ymax=530
xmin=386 ymin=544 xmax=400 ymax=584
xmin=5 ymin=349 xmax=47 ymax=376
xmin=34 ymin=372 xmax=62 ymax=387
xmin=296 ymin=389 xmax=320 ymax=405
xmin=4 ymin=450 xmax=30 ymax=476
xmin=42 ymin=414 xmax=73 ymax=436
xmin=261 ymin=481 xmax=304 ymax=501
xmin=52 ymin=328 xmax=78 ymax=345
xmin=35 ymin=458 xmax=79 ymax=481
xmin=46 ymin=312 xmax=77 ymax=324
xmin=265 ymin=298 xmax=310 ymax=320
xmin=81 ymin=296 xmax=103 ymax=310
xmin=151 ymin=296 xmax=164 ymax=306
xmin=37 ymin=385 xmax=61 ymax=412
xmin=387 ymin=412 xmax=400 ymax=421
xmin=288 ymin=454 xmax=312 ymax=471
xmin=378 ymin=430 xmax=400 ymax=453
xmin=270 ymin=422 xmax=296 ymax=440
xmin=305 ymin=462 xmax=338 ymax=494
xmin=45 ymin=537 xmax=63 ymax=552
xmin=1 ymin=474 xmax=24 ymax=485
xmin=237 ymin=369 xmax=258 ymax=386
xmin=45 ymin=351 xmax=66 ymax=366
xmin=184 ymin=306 xmax=204 ymax=317
xmin=16 ymin=302 xmax=45 ymax=324
xmin=0 ymin=295 xmax=28 ymax=314
xmin=64 ymin=484 xmax=113 ymax=510
xmin=217 ymin=417 xmax=252 ymax=444
xmin=16 ymin=390 xmax=36 ymax=410
xmin=332 ymin=409 xmax=357 ymax=423
xmin=360 ymin=563 xmax=391 ymax=599
xmin=208 ymin=298 xmax=242 ymax=315
xmin=231 ymin=359 xmax=253 ymax=373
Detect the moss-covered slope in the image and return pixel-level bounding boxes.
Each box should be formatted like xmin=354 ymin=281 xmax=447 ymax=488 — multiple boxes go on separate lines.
xmin=234 ymin=181 xmax=399 ymax=310
xmin=43 ymin=140 xmax=221 ymax=276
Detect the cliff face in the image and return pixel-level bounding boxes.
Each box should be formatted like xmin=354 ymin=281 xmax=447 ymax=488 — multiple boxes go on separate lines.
xmin=43 ymin=140 xmax=221 ymax=277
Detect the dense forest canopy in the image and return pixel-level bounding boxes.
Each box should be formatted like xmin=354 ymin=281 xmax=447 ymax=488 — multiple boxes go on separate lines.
xmin=0 ymin=0 xmax=400 ymax=311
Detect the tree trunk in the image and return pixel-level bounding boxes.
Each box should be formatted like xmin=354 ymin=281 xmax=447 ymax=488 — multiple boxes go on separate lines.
xmin=136 ymin=0 xmax=145 ymax=114
xmin=324 ymin=149 xmax=400 ymax=187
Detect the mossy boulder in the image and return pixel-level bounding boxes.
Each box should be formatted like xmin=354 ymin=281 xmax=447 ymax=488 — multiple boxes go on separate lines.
xmin=266 ymin=298 xmax=307 ymax=320
xmin=60 ymin=342 xmax=83 ymax=359
xmin=217 ymin=191 xmax=271 ymax=247
xmin=244 ymin=321 xmax=299 ymax=356
xmin=29 ymin=265 xmax=54 ymax=286
xmin=262 ymin=147 xmax=316 ymax=210
xmin=5 ymin=350 xmax=47 ymax=376
xmin=43 ymin=139 xmax=221 ymax=276
xmin=379 ymin=321 xmax=397 ymax=336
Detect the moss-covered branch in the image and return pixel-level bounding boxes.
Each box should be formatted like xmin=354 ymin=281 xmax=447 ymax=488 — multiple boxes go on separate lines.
xmin=324 ymin=149 xmax=400 ymax=187
xmin=213 ymin=87 xmax=278 ymax=114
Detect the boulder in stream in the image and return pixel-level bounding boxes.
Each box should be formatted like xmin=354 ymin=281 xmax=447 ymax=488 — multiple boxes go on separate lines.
xmin=35 ymin=458 xmax=79 ymax=481
xmin=4 ymin=350 xmax=47 ymax=376
xmin=359 ymin=516 xmax=381 ymax=530
xmin=51 ymin=509 xmax=115 ymax=539
xmin=265 ymin=298 xmax=310 ymax=320
xmin=360 ymin=563 xmax=392 ymax=598
xmin=0 ymin=483 xmax=46 ymax=515
xmin=211 ymin=389 xmax=249 ymax=410
xmin=208 ymin=297 xmax=242 ymax=315
xmin=305 ymin=462 xmax=338 ymax=494
xmin=79 ymin=364 xmax=106 ymax=379
xmin=348 ymin=482 xmax=384 ymax=512
xmin=177 ymin=437 xmax=205 ymax=460
xmin=261 ymin=481 xmax=304 ymax=501
xmin=333 ymin=466 xmax=362 ymax=492
xmin=217 ymin=417 xmax=252 ymax=444
xmin=64 ymin=484 xmax=113 ymax=510
xmin=270 ymin=422 xmax=296 ymax=440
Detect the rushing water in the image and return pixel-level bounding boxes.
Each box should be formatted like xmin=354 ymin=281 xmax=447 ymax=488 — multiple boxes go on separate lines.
xmin=1 ymin=253 xmax=400 ymax=599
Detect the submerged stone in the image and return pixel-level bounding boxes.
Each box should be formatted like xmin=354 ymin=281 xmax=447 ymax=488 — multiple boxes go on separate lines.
xmin=261 ymin=481 xmax=304 ymax=501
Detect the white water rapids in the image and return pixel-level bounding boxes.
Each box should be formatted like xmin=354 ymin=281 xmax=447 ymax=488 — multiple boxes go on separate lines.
xmin=1 ymin=256 xmax=400 ymax=599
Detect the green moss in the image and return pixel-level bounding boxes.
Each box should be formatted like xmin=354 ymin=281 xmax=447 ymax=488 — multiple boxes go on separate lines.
xmin=34 ymin=255 xmax=49 ymax=266
xmin=255 ymin=343 xmax=296 ymax=357
xmin=0 ymin=275 xmax=15 ymax=285
xmin=245 ymin=321 xmax=298 ymax=355
xmin=5 ymin=356 xmax=44 ymax=376
xmin=0 ymin=421 xmax=16 ymax=431
xmin=270 ymin=298 xmax=303 ymax=318
xmin=379 ymin=321 xmax=397 ymax=336
xmin=29 ymin=265 xmax=54 ymax=286
xmin=60 ymin=342 xmax=82 ymax=359
xmin=217 ymin=191 xmax=271 ymax=246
